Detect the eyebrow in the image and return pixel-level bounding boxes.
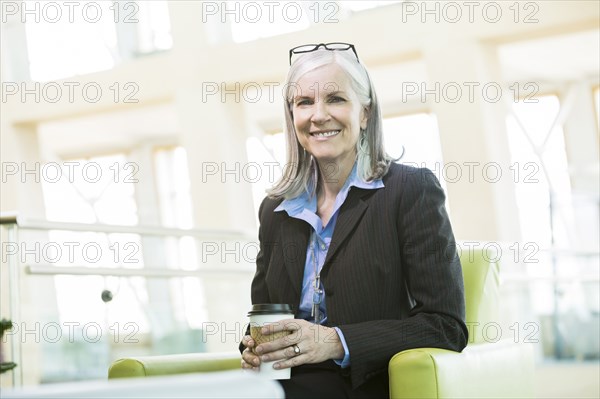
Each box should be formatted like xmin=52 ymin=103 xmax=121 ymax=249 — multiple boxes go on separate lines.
xmin=293 ymin=95 xmax=312 ymax=102
xmin=293 ymin=91 xmax=347 ymax=102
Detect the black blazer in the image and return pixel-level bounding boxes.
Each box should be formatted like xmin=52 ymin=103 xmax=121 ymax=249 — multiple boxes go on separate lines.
xmin=251 ymin=162 xmax=468 ymax=389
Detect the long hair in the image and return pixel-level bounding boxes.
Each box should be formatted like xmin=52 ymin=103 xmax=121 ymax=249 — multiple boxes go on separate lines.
xmin=267 ymin=48 xmax=392 ymax=199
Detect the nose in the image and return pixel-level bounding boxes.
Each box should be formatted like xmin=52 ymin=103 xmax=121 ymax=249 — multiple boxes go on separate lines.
xmin=310 ymin=101 xmax=330 ymax=124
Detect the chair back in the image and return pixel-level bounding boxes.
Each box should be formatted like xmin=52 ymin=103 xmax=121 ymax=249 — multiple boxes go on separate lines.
xmin=459 ymin=248 xmax=500 ymax=344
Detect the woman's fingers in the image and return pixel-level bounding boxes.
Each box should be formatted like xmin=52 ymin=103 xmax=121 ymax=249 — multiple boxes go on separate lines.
xmin=255 ymin=319 xmax=307 ymax=354
xmin=255 ymin=334 xmax=296 ymax=355
xmin=259 ymin=324 xmax=344 ymax=366
xmin=251 ymin=320 xmax=342 ymax=368
xmin=273 ymin=353 xmax=307 ymax=370
xmin=241 ymin=348 xmax=261 ymax=370
xmin=259 ymin=342 xmax=301 ymax=362
xmin=241 ymin=335 xmax=260 ymax=370
xmin=260 ymin=319 xmax=303 ymax=335
xmin=241 ymin=335 xmax=255 ymax=348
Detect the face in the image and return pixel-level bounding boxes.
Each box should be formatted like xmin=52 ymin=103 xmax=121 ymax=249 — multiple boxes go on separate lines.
xmin=291 ymin=63 xmax=368 ymax=168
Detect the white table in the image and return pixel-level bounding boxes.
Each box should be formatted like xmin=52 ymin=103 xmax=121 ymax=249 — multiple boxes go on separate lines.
xmin=2 ymin=370 xmax=284 ymax=398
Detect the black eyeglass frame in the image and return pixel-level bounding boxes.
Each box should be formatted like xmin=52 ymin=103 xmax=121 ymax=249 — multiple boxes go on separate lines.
xmin=289 ymin=42 xmax=359 ymax=65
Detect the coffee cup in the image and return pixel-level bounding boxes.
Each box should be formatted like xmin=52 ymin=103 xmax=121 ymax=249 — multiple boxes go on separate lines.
xmin=247 ymin=303 xmax=294 ymax=379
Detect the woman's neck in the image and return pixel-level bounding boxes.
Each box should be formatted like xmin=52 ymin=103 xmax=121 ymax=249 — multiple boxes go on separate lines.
xmin=316 ymin=154 xmax=356 ymax=202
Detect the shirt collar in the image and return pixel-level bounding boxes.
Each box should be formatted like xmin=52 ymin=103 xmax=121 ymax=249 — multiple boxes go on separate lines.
xmin=274 ymin=162 xmax=384 ymax=216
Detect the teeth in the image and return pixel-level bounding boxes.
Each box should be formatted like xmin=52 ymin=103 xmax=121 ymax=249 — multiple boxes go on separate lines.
xmin=313 ymin=130 xmax=340 ymax=138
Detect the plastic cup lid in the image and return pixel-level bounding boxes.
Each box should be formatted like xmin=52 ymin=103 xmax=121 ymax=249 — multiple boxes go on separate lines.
xmin=247 ymin=303 xmax=294 ymax=316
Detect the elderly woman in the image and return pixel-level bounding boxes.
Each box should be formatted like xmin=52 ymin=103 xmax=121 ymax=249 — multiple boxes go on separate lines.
xmin=241 ymin=43 xmax=467 ymax=398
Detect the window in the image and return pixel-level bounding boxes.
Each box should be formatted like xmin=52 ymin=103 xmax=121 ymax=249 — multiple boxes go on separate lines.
xmin=154 ymin=146 xmax=207 ymax=329
xmin=41 ymin=153 xmax=148 ymax=332
xmin=24 ymin=1 xmax=172 ymax=81
xmin=506 ymin=94 xmax=599 ymax=361
xmin=340 ymin=1 xmax=403 ymax=13
xmin=136 ymin=1 xmax=172 ymax=54
xmin=227 ymin=1 xmax=403 ymax=43
xmin=246 ymin=133 xmax=285 ymax=220
xmin=230 ymin=1 xmax=310 ymax=43
xmin=382 ymin=113 xmax=444 ymax=171
xmin=594 ymin=87 xmax=600 ymax=132
xmin=37 ymin=153 xmax=148 ymax=381
xmin=506 ymin=95 xmax=571 ymax=247
xmin=25 ymin=1 xmax=119 ymax=81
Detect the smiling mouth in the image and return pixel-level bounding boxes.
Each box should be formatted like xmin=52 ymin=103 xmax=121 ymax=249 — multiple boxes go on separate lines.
xmin=310 ymin=130 xmax=341 ymax=138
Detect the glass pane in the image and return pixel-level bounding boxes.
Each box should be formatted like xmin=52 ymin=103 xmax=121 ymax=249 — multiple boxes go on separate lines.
xmin=505 ymin=94 xmax=599 ymax=361
xmin=245 ymin=134 xmax=285 ymax=219
xmin=136 ymin=1 xmax=173 ymax=54
xmin=382 ymin=113 xmax=444 ymax=171
xmin=153 ymin=146 xmax=208 ymax=329
xmin=25 ymin=1 xmax=118 ymax=81
xmin=340 ymin=1 xmax=402 ymax=12
xmin=230 ymin=1 xmax=310 ymax=43
xmin=595 ymin=87 xmax=600 ymax=131
xmin=506 ymin=95 xmax=568 ymax=247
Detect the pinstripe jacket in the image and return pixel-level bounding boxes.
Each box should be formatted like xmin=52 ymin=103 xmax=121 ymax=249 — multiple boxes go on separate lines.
xmin=250 ymin=162 xmax=468 ymax=389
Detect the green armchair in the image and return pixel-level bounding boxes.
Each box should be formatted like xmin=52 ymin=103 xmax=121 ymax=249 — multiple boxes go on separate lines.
xmin=109 ymin=250 xmax=534 ymax=398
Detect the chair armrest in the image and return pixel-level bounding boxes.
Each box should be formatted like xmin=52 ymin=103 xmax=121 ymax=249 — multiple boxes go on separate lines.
xmin=388 ymin=340 xmax=534 ymax=399
xmin=108 ymin=351 xmax=241 ymax=379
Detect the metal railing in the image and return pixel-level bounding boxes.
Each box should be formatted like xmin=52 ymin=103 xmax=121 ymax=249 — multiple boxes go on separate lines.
xmin=0 ymin=212 xmax=256 ymax=387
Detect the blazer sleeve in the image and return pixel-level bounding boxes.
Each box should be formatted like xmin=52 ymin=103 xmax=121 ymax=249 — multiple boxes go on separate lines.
xmin=338 ymin=167 xmax=468 ymax=389
xmin=250 ymin=197 xmax=272 ymax=305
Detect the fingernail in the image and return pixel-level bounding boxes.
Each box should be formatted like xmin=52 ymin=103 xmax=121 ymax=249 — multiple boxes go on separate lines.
xmin=255 ymin=346 xmax=263 ymax=354
xmin=260 ymin=355 xmax=268 ymax=362
xmin=253 ymin=358 xmax=259 ymax=365
xmin=273 ymin=363 xmax=280 ymax=370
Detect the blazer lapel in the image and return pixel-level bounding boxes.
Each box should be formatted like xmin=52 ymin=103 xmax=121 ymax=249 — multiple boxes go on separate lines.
xmin=280 ymin=217 xmax=310 ymax=297
xmin=323 ymin=188 xmax=371 ymax=271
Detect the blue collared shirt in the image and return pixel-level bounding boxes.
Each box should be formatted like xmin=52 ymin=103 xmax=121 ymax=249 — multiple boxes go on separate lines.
xmin=274 ymin=162 xmax=384 ymax=368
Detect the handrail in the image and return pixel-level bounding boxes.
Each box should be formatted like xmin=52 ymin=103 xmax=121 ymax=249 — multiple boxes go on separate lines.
xmin=501 ymin=274 xmax=600 ymax=283
xmin=26 ymin=265 xmax=254 ymax=277
xmin=0 ymin=212 xmax=18 ymax=225
xmin=0 ymin=213 xmax=255 ymax=239
xmin=25 ymin=265 xmax=599 ymax=282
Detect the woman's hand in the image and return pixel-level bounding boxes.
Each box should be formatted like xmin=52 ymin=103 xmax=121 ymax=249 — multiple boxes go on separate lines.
xmin=254 ymin=319 xmax=345 ymax=370
xmin=240 ymin=335 xmax=261 ymax=371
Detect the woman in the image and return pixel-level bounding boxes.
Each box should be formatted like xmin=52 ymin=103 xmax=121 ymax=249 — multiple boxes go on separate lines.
xmin=241 ymin=43 xmax=467 ymax=398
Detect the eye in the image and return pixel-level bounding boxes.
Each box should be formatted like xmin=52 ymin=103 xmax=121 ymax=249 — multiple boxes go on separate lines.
xmin=328 ymin=96 xmax=345 ymax=103
xmin=295 ymin=99 xmax=312 ymax=106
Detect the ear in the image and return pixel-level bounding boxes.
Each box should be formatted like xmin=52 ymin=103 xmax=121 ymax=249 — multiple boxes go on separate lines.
xmin=360 ymin=106 xmax=369 ymax=130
